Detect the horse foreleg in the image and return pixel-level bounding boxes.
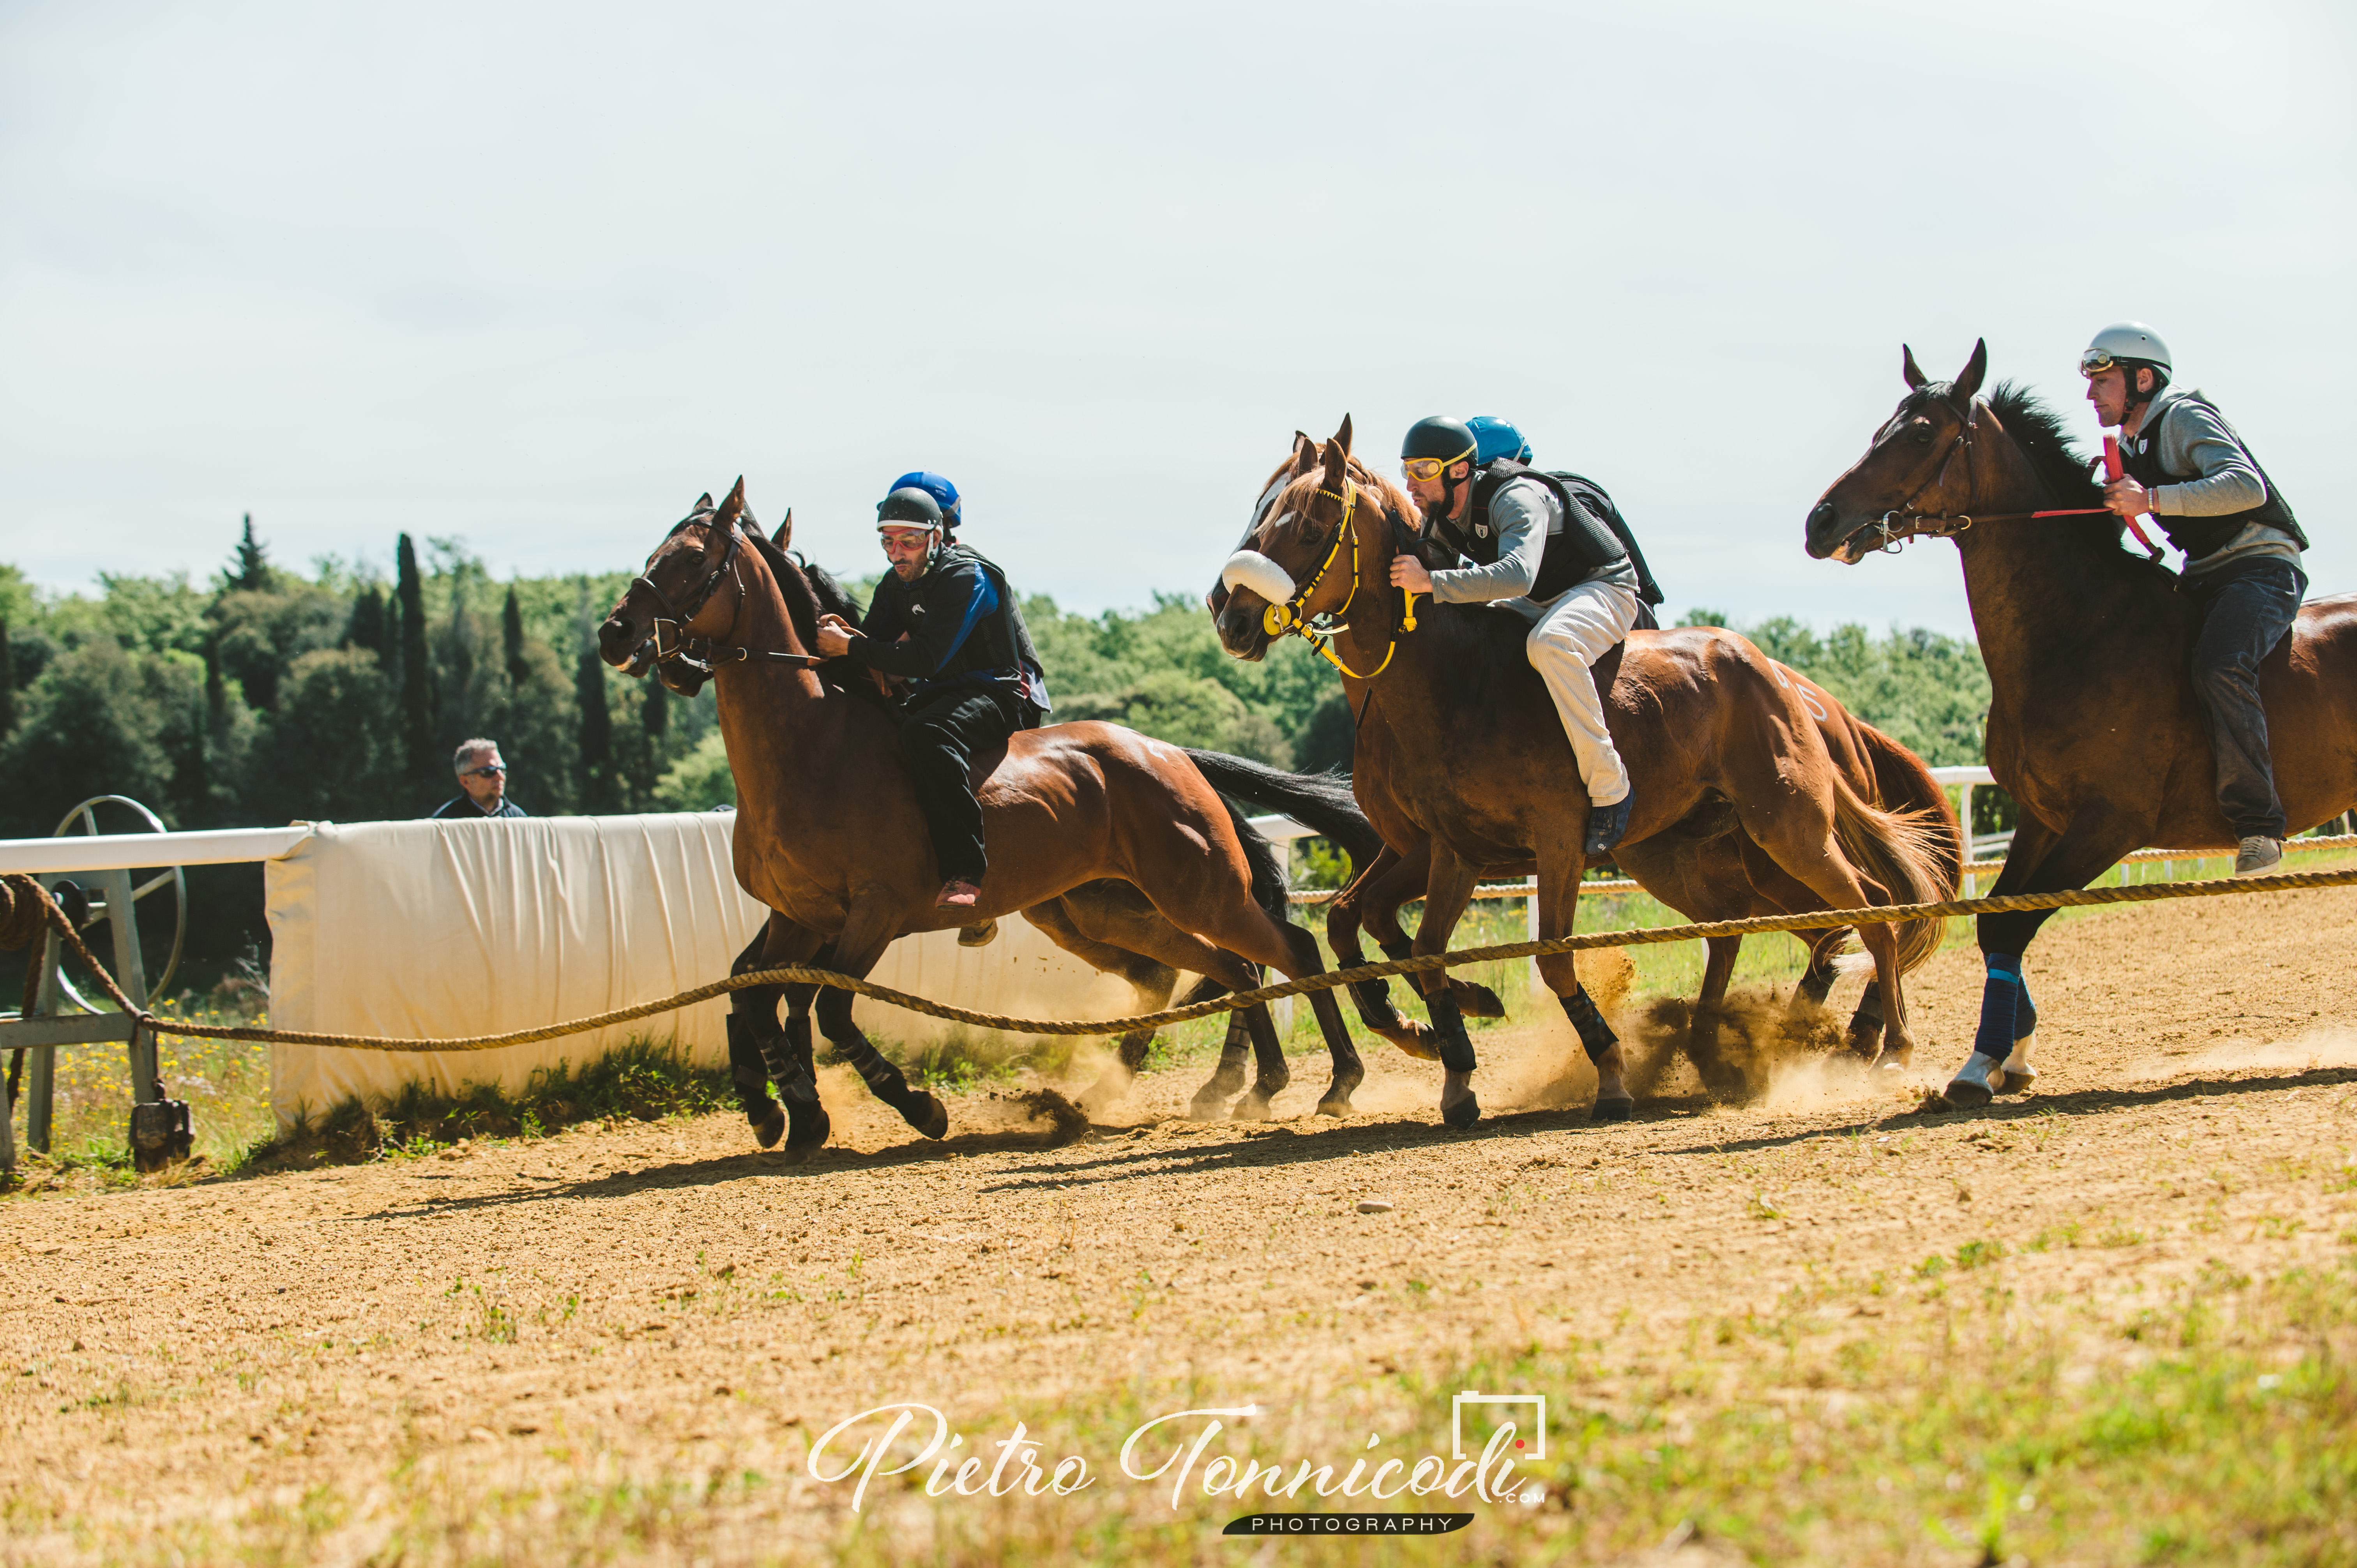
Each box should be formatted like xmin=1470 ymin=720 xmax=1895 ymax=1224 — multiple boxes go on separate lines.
xmin=1688 ymin=935 xmax=1745 ymax=1098
xmin=1279 ymin=922 xmax=1364 ymax=1116
xmin=1408 ymin=844 xmax=1484 ymax=1128
xmin=731 ymin=920 xmax=829 ymax=1158
xmin=1189 ymin=1002 xmax=1255 ymax=1120
xmin=1230 ymin=997 xmax=1293 ymax=1121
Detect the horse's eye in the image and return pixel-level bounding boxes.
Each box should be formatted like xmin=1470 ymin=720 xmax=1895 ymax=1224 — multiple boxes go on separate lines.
xmin=1910 ymin=421 xmax=1935 ymax=445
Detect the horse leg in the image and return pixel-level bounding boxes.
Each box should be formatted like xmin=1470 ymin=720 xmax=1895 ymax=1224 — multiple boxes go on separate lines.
xmin=1190 ymin=1002 xmax=1256 ymax=1120
xmin=1283 ymin=921 xmax=1364 ymax=1115
xmin=1688 ymin=934 xmax=1745 ymax=1098
xmin=806 ymin=912 xmax=951 ymax=1144
xmin=1404 ymin=844 xmax=1484 ymax=1128
xmin=1530 ymin=843 xmax=1628 ymax=1122
xmin=730 ymin=919 xmax=830 ymax=1159
xmin=1020 ymin=897 xmax=1181 ymax=1117
xmin=1327 ymin=848 xmax=1440 ymax=1059
xmin=1945 ymin=811 xmax=2139 ymax=1108
xmin=1230 ymin=993 xmax=1293 ymax=1121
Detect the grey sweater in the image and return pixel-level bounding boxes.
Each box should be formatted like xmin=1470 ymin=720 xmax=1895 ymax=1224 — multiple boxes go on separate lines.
xmin=2131 ymin=387 xmax=2300 ymax=574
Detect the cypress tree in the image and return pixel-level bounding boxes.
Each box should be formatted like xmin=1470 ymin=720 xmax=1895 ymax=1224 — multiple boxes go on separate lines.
xmin=576 ymin=648 xmax=614 ymax=812
xmin=396 ymin=534 xmax=434 ymax=798
xmin=228 ymin=513 xmax=272 ymax=592
xmin=346 ymin=585 xmax=389 ymax=659
xmin=502 ymin=588 xmax=529 ymax=688
xmin=642 ymin=675 xmax=668 ymax=743
xmin=0 ymin=620 xmax=14 ymax=740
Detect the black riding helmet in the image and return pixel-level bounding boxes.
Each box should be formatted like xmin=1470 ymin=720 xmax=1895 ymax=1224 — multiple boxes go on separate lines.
xmin=876 ymin=486 xmax=945 ymax=529
xmin=1401 ymin=415 xmax=1479 ymax=516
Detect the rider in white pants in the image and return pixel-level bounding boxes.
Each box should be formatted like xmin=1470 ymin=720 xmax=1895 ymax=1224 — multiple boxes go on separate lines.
xmin=1389 ymin=415 xmax=1645 ymax=855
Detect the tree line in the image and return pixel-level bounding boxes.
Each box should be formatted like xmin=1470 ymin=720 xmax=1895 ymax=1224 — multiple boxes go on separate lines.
xmin=0 ymin=520 xmax=1996 ymax=842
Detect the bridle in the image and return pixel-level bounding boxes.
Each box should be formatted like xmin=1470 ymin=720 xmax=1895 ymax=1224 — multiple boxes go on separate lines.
xmin=1837 ymin=387 xmax=2131 ymax=559
xmin=1253 ymin=476 xmax=1420 ymax=680
xmin=632 ymin=516 xmax=821 ymax=674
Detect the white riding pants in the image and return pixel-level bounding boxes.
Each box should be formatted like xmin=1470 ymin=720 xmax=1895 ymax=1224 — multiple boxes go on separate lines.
xmin=1521 ymin=575 xmax=1642 ymax=807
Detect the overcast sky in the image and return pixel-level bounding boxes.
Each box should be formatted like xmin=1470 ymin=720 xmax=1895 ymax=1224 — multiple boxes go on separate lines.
xmin=3 ymin=0 xmax=2350 ymax=636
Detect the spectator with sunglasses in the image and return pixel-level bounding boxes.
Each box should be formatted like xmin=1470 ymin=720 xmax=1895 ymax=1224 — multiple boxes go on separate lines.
xmin=430 ymin=739 xmax=528 ymax=819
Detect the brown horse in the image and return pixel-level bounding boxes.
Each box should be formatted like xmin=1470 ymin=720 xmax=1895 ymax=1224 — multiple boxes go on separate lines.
xmin=1805 ymin=342 xmax=2357 ymax=1105
xmin=1211 ymin=422 xmax=1953 ymax=1127
xmin=598 ymin=482 xmax=1368 ymax=1159
xmin=1186 ymin=706 xmax=1961 ymax=1098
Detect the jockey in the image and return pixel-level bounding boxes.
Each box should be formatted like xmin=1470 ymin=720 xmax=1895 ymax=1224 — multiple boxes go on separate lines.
xmin=2085 ymin=323 xmax=2309 ymax=875
xmin=813 ymin=483 xmax=1051 ymax=908
xmin=1387 ymin=415 xmax=1644 ymax=855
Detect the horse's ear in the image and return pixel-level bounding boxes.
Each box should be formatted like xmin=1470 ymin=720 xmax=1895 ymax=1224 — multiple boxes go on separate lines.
xmin=694 ymin=492 xmax=715 ymax=511
xmin=1953 ymin=339 xmax=1988 ymax=401
xmin=1330 ymin=414 xmax=1353 ymax=456
xmin=773 ymin=507 xmax=794 ymax=551
xmin=1289 ymin=436 xmax=1318 ymax=477
xmin=714 ymin=477 xmax=746 ymax=528
xmin=1901 ymin=345 xmax=1928 ymax=390
xmin=1319 ymin=433 xmax=1349 ymax=489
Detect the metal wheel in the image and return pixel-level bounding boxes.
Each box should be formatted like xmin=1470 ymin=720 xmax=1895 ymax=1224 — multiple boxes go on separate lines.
xmin=46 ymin=795 xmax=188 ymax=1011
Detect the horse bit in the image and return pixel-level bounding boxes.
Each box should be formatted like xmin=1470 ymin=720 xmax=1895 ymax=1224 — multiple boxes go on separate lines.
xmin=1226 ymin=475 xmax=1420 ymax=680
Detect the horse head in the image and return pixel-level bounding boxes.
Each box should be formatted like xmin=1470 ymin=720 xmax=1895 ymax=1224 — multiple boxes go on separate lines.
xmin=1805 ymin=339 xmax=1988 ymax=562
xmin=1211 ymin=417 xmax=1396 ymax=662
xmin=599 ymin=477 xmax=754 ymax=679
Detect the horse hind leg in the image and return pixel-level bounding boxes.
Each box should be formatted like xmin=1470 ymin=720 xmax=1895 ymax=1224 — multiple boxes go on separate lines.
xmin=1687 ymin=935 xmax=1746 ymax=1099
xmin=1279 ymin=922 xmax=1363 ymax=1116
xmin=808 ymin=982 xmax=950 ymax=1141
xmin=1189 ymin=1003 xmax=1255 ymax=1120
xmin=1229 ymin=996 xmax=1293 ymax=1121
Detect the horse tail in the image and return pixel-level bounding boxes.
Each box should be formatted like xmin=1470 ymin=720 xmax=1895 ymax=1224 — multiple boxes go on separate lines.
xmin=1180 ymin=748 xmax=1384 ymax=865
xmin=1214 ymin=791 xmax=1292 ymax=922
xmin=1827 ymin=741 xmax=1956 ymax=976
xmin=1857 ymin=722 xmax=1967 ymax=892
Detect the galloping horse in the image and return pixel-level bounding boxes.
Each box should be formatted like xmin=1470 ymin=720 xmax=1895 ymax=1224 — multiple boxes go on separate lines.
xmin=1805 ymin=342 xmax=2357 ymax=1105
xmin=1212 ymin=422 xmax=1953 ymax=1127
xmin=599 ymin=481 xmax=1368 ymax=1158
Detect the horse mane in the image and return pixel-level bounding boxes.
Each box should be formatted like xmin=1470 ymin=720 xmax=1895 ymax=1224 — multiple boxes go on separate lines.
xmin=737 ymin=526 xmax=896 ymax=710
xmin=740 ymin=526 xmax=826 ymax=653
xmin=1984 ymin=381 xmax=2104 ymax=512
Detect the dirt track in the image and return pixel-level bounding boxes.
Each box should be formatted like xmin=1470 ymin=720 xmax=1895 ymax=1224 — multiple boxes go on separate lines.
xmin=5 ymin=887 xmax=2357 ymax=1564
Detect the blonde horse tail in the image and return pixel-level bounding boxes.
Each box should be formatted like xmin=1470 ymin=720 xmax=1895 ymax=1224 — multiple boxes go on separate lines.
xmin=1829 ymin=728 xmax=1960 ymax=976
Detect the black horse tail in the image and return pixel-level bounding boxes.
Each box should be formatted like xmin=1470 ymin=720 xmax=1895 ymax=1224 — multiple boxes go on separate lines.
xmin=1181 ymin=748 xmax=1383 ymax=864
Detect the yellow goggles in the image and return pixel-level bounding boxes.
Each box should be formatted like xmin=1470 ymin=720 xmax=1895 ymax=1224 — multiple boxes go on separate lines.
xmin=1400 ymin=445 xmax=1474 ymax=484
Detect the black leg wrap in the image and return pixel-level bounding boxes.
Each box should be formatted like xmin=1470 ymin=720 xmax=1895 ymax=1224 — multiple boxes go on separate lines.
xmin=1560 ymin=985 xmax=1619 ymax=1065
xmin=1797 ymin=964 xmax=1836 ymax=1006
xmin=1423 ymin=986 xmax=1477 ymax=1075
xmin=1849 ymin=984 xmax=1886 ymax=1035
xmin=726 ymin=1011 xmax=779 ymax=1120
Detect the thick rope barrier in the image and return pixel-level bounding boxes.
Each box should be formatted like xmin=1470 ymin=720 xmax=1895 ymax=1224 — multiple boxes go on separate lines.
xmin=12 ymin=858 xmax=2353 ymax=1054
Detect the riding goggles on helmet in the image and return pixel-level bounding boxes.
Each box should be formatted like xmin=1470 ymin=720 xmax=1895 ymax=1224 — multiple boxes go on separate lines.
xmin=2078 ymin=346 xmax=2128 ymax=376
xmin=1400 ymin=445 xmax=1475 ymax=483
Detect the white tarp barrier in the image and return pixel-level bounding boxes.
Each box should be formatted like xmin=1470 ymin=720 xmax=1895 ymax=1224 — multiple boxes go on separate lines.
xmin=266 ymin=813 xmax=1141 ymax=1133
xmin=0 ymin=824 xmax=313 ymax=874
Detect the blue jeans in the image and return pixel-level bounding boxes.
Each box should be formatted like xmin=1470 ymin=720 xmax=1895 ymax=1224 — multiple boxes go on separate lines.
xmin=2184 ymin=557 xmax=2306 ymax=839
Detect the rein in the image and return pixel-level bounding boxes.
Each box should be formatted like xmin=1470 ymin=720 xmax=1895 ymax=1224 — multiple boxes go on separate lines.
xmin=1257 ymin=478 xmax=1420 ymax=680
xmin=635 ymin=517 xmax=823 ymax=674
xmin=1843 ymin=393 xmax=2150 ymax=559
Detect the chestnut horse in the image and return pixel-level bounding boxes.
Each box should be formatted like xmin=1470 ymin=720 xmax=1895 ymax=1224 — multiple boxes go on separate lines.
xmin=599 ymin=482 xmax=1367 ymax=1159
xmin=1806 ymin=342 xmax=2357 ymax=1106
xmin=1212 ymin=422 xmax=1953 ymax=1127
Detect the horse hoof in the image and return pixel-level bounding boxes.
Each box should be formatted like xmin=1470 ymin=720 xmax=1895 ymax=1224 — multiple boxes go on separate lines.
xmin=956 ymin=918 xmax=999 ymax=948
xmin=784 ymin=1103 xmax=832 ymax=1160
xmin=1591 ymin=1094 xmax=1634 ymax=1123
xmin=1186 ymin=1091 xmax=1230 ymax=1122
xmin=751 ymin=1105 xmax=785 ymax=1150
xmin=1315 ymin=1093 xmax=1353 ymax=1118
xmin=1078 ymin=1076 xmax=1129 ymax=1118
xmin=1440 ymin=1088 xmax=1481 ymax=1130
xmin=1453 ymin=981 xmax=1507 ymax=1020
xmin=1868 ymin=1050 xmax=1911 ymax=1072
xmin=1389 ymin=1026 xmax=1442 ymax=1063
xmin=1232 ymin=1093 xmax=1276 ymax=1123
xmin=901 ymin=1091 xmax=949 ymax=1140
xmin=1940 ymin=1077 xmax=1993 ymax=1111
xmin=1998 ymin=1070 xmax=2038 ymax=1095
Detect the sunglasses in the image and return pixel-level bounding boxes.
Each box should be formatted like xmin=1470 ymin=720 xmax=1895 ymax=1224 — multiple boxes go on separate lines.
xmin=1400 ymin=446 xmax=1475 ymax=483
xmin=465 ymin=763 xmax=507 ymax=779
xmin=877 ymin=528 xmax=935 ymax=548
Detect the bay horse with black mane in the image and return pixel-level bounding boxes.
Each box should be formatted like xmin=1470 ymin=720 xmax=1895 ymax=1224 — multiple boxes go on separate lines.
xmin=1806 ymin=341 xmax=2357 ymax=1107
xmin=599 ymin=481 xmax=1368 ymax=1159
xmin=1211 ymin=421 xmax=1954 ymax=1127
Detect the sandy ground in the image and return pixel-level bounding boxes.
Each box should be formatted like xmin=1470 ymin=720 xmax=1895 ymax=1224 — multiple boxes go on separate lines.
xmin=4 ymin=888 xmax=2356 ymax=1564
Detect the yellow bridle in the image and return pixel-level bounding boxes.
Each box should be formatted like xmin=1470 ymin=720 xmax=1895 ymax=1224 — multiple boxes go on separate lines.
xmin=1258 ymin=478 xmax=1419 ymax=681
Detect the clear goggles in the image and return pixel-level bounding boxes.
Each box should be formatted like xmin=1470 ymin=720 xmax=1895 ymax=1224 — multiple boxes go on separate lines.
xmin=2079 ymin=346 xmax=2127 ymax=376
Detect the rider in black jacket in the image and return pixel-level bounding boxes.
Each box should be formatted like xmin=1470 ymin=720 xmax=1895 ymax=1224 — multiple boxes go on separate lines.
xmin=813 ymin=485 xmax=1048 ymax=908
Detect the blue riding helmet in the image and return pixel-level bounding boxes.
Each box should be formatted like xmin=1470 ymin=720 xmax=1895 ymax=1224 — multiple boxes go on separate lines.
xmin=1467 ymin=416 xmax=1532 ymax=467
xmin=889 ymin=471 xmax=962 ymax=533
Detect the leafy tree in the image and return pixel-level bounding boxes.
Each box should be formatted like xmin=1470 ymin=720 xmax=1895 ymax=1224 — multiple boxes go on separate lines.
xmin=576 ymin=647 xmax=616 ymax=812
xmin=246 ymin=650 xmax=401 ymax=823
xmin=0 ymin=619 xmax=13 ymax=741
xmin=655 ymin=729 xmax=735 ymax=812
xmin=0 ymin=640 xmax=205 ymax=833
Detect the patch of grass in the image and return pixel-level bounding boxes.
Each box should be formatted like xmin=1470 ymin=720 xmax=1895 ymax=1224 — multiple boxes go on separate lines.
xmin=242 ymin=1037 xmax=735 ymax=1172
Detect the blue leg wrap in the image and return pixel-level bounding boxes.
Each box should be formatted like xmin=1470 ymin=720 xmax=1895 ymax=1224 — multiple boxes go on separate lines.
xmin=2014 ymin=972 xmax=2037 ymax=1044
xmin=1972 ymin=953 xmax=2022 ymax=1060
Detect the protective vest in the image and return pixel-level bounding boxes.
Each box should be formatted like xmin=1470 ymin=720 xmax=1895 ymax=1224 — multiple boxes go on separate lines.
xmin=2118 ymin=392 xmax=2306 ymax=563
xmin=1446 ymin=460 xmax=1663 ymax=604
xmin=942 ymin=543 xmax=1054 ymax=727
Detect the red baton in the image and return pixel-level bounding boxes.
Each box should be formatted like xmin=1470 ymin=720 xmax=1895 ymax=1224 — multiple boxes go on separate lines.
xmin=2103 ymin=433 xmax=2163 ymax=556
